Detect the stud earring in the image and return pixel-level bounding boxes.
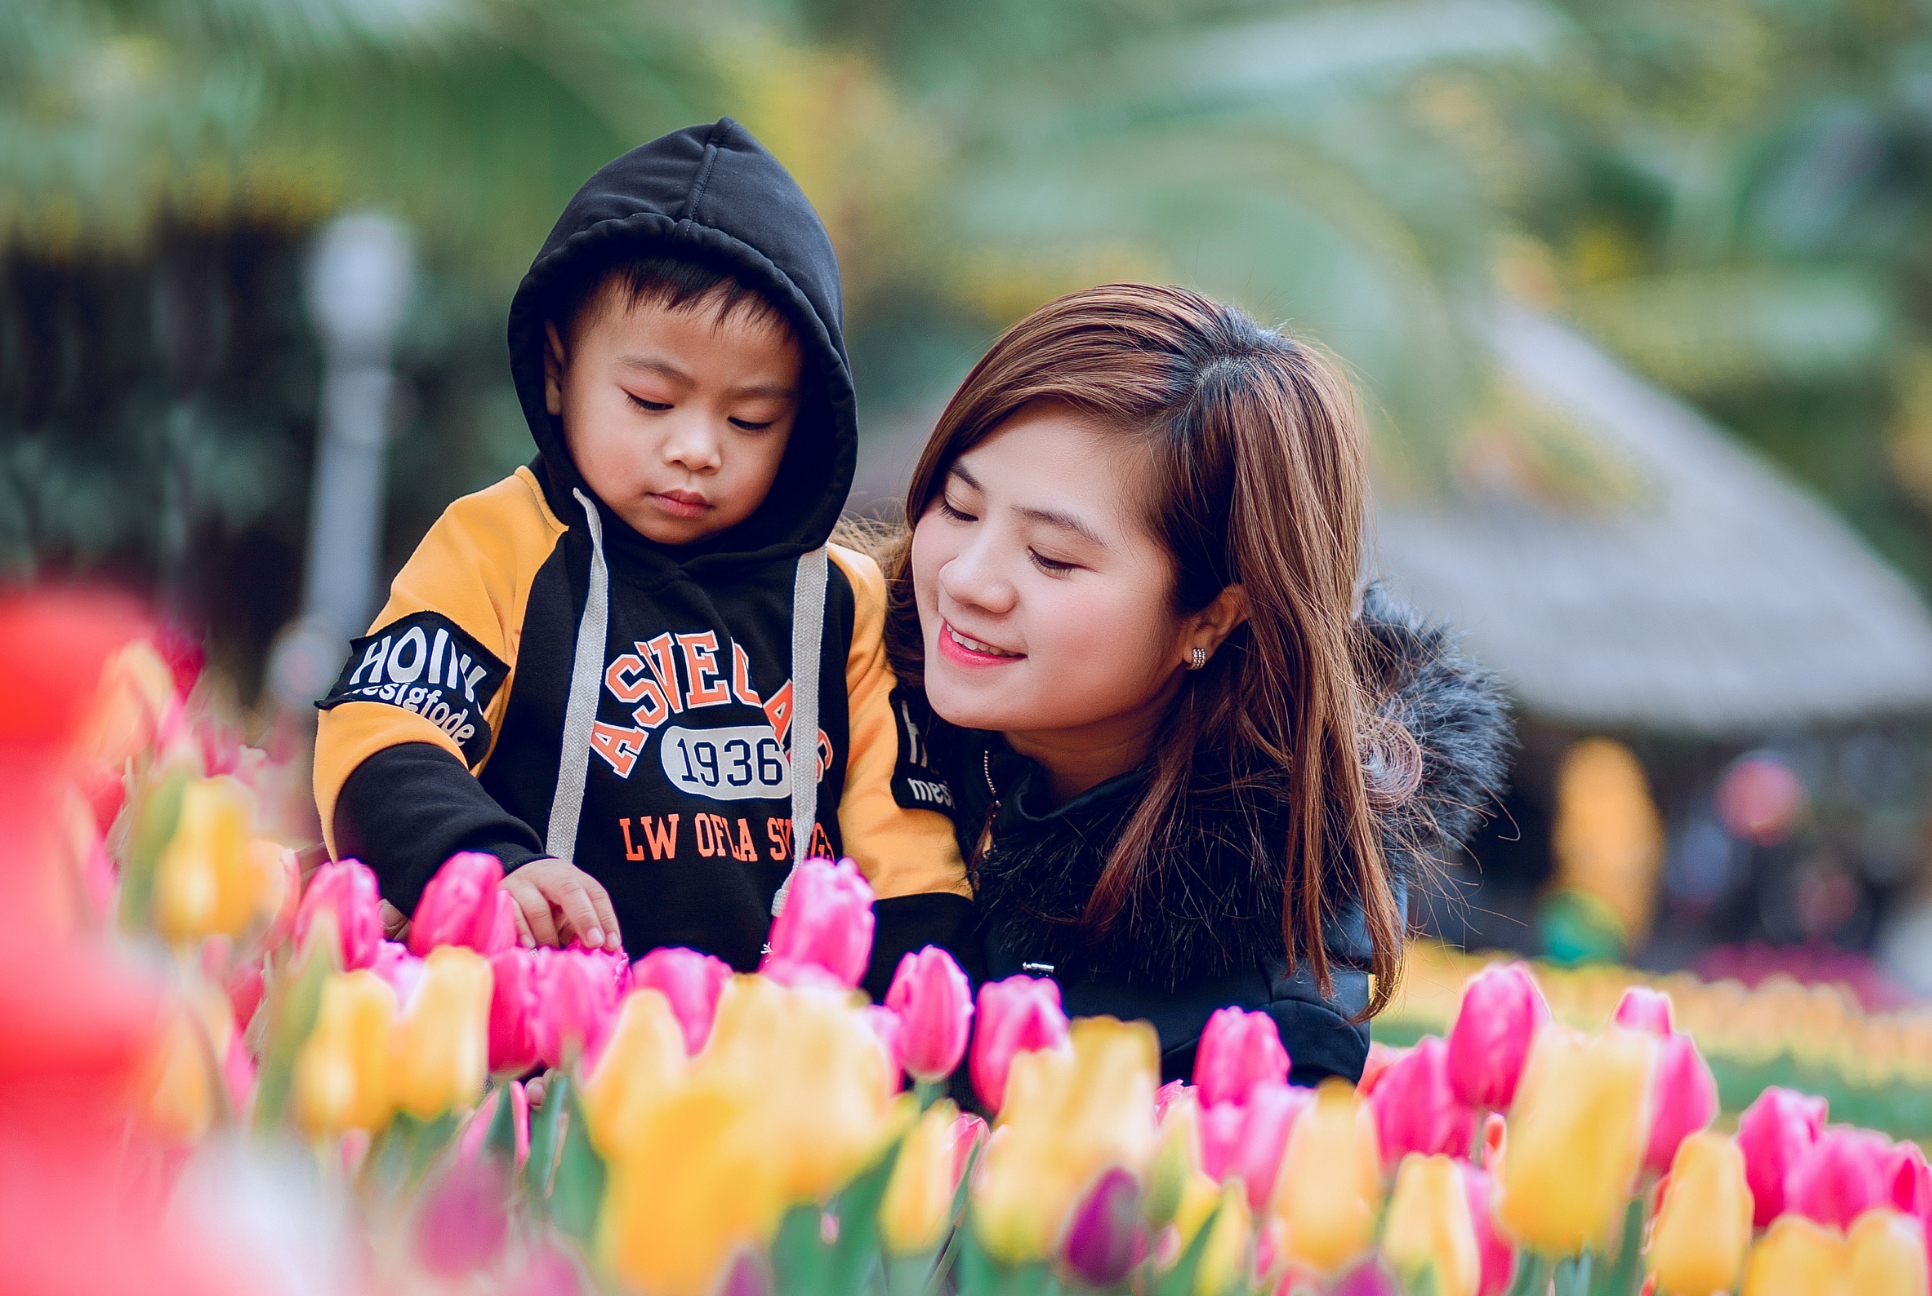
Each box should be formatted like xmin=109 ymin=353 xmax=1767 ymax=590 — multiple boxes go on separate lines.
xmin=1189 ymin=647 xmax=1208 ymax=670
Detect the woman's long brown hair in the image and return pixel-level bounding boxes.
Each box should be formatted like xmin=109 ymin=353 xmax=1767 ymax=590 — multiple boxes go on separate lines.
xmin=882 ymin=283 xmax=1411 ymax=1016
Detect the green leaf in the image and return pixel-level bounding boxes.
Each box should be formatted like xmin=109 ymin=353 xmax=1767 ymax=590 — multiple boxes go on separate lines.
xmin=524 ymin=1074 xmax=569 ymax=1207
xmin=1554 ymin=1252 xmax=1593 ymax=1296
xmin=1504 ymin=1253 xmax=1551 ymax=1296
xmin=771 ymin=1203 xmax=831 ymax=1296
xmin=250 ymin=936 xmax=333 ymax=1133
xmin=484 ymin=1082 xmax=521 ymax=1164
xmin=549 ymin=1082 xmax=608 ymax=1248
xmin=117 ymin=761 xmax=189 ymax=935
xmin=1151 ymin=1202 xmax=1224 ymax=1296
xmin=823 ymin=1139 xmax=904 ymax=1295
xmin=1589 ymin=1197 xmax=1646 ymax=1296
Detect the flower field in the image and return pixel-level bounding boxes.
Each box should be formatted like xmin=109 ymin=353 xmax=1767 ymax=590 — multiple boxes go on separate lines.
xmin=4 ymin=593 xmax=1930 ymax=1296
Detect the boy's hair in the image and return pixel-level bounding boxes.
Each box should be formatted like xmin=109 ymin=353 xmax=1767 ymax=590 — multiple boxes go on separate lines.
xmin=548 ymin=245 xmax=791 ymax=345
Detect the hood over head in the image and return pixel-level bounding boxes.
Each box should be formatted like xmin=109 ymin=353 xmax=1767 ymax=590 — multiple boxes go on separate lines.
xmin=506 ymin=118 xmax=855 ymax=566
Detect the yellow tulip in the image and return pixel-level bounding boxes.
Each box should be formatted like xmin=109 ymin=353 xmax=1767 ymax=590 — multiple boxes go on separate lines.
xmin=879 ymin=1099 xmax=959 ymax=1255
xmin=391 ymin=945 xmax=493 ymax=1120
xmin=972 ymin=1016 xmax=1160 ymax=1265
xmin=582 ymin=989 xmax=688 ymax=1159
xmin=81 ymin=639 xmax=177 ymax=770
xmin=1497 ymin=1025 xmax=1654 ymax=1255
xmin=1146 ymin=1093 xmax=1203 ymax=1230
xmin=599 ymin=1076 xmax=781 ymax=1296
xmin=295 ymin=970 xmax=396 ymax=1134
xmin=1272 ymin=1078 xmax=1382 ymax=1276
xmin=1382 ymin=1154 xmax=1480 ymax=1296
xmin=1848 ymin=1210 xmax=1930 ymax=1296
xmin=1647 ymin=1131 xmax=1753 ymax=1296
xmin=1742 ymin=1215 xmax=1845 ymax=1296
xmin=155 ymin=777 xmax=265 ymax=941
xmin=1194 ymin=1181 xmax=1255 ymax=1296
xmin=141 ymin=1005 xmax=216 ymax=1143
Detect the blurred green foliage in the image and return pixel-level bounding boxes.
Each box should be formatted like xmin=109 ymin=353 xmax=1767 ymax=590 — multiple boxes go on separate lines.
xmin=6 ymin=0 xmax=1932 ymax=694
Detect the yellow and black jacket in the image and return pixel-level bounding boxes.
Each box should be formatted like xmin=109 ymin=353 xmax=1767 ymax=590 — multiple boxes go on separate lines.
xmin=314 ymin=120 xmax=967 ymax=985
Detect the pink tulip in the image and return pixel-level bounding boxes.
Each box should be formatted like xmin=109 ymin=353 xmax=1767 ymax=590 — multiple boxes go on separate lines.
xmin=630 ymin=947 xmax=733 ymax=1054
xmin=1458 ymin=1162 xmax=1514 ymax=1296
xmin=885 ymin=946 xmax=974 ymax=1083
xmin=1369 ymin=1035 xmax=1475 ymax=1167
xmin=1221 ymin=1081 xmax=1312 ymax=1212
xmin=1446 ymin=962 xmax=1548 ymax=1110
xmin=1786 ymin=1127 xmax=1893 ymax=1229
xmin=459 ymin=1083 xmax=532 ymax=1169
xmin=530 ymin=946 xmax=623 ymax=1071
xmin=1154 ymin=1080 xmax=1190 ymax=1123
xmin=1359 ymin=1042 xmax=1409 ymax=1099
xmin=409 ymin=852 xmax=516 ymax=957
xmin=1193 ymin=1006 xmax=1291 ymax=1107
xmin=371 ymin=940 xmax=426 ymax=1004
xmin=950 ymin=1113 xmax=988 ymax=1189
xmin=293 ymin=859 xmax=383 ymax=971
xmin=969 ymin=974 xmax=1071 ymax=1112
xmin=1611 ymin=985 xmax=1674 ymax=1037
xmin=488 ymin=947 xmax=541 ymax=1077
xmin=1643 ymin=1030 xmax=1718 ymax=1175
xmin=1736 ymin=1086 xmax=1827 ymax=1226
xmin=1888 ymin=1141 xmax=1932 ymax=1220
xmin=1200 ymin=1098 xmax=1244 ymax=1182
xmin=761 ymin=857 xmax=875 ymax=988
xmin=862 ymin=1005 xmax=906 ymax=1089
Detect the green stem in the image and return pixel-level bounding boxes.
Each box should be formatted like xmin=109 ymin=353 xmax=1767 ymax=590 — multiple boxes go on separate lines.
xmin=913 ymin=1078 xmax=943 ymax=1111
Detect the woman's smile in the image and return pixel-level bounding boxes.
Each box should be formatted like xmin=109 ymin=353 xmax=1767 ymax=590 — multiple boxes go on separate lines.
xmin=938 ymin=619 xmax=1024 ymax=665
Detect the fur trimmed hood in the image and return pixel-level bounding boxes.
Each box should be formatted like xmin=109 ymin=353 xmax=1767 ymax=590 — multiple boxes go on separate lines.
xmin=965 ymin=584 xmax=1512 ymax=991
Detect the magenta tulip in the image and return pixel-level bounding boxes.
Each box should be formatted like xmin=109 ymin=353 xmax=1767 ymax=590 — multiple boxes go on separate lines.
xmin=885 ymin=946 xmax=974 ymax=1083
xmin=293 ymin=859 xmax=384 ymax=971
xmin=1642 ymin=1030 xmax=1718 ymax=1175
xmin=530 ymin=946 xmax=623 ymax=1070
xmin=1611 ymin=985 xmax=1674 ymax=1037
xmin=487 ymin=947 xmax=541 ymax=1077
xmin=969 ymin=974 xmax=1071 ymax=1112
xmin=1060 ymin=1166 xmax=1144 ymax=1288
xmin=761 ymin=856 xmax=875 ymax=988
xmin=1458 ymin=1162 xmax=1514 ymax=1296
xmin=629 ymin=946 xmax=733 ymax=1054
xmin=1786 ymin=1127 xmax=1893 ymax=1229
xmin=1369 ymin=1035 xmax=1475 ymax=1167
xmin=1445 ymin=961 xmax=1547 ymax=1110
xmin=1736 ymin=1086 xmax=1828 ymax=1226
xmin=1193 ymin=1006 xmax=1291 ymax=1108
xmin=409 ymin=852 xmax=516 ymax=957
xmin=1889 ymin=1141 xmax=1932 ymax=1219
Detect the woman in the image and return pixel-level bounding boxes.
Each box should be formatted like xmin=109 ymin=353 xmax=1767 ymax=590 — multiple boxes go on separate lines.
xmin=871 ymin=284 xmax=1510 ymax=1086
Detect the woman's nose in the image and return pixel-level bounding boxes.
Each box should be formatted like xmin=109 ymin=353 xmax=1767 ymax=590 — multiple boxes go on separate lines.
xmin=938 ymin=537 xmax=1017 ymax=615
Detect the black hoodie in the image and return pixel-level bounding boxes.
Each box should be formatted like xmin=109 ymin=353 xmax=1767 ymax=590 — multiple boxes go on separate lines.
xmin=315 ymin=120 xmax=966 ymax=973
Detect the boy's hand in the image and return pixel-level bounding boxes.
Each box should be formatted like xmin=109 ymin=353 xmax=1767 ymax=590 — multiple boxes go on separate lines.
xmin=501 ymin=858 xmax=622 ymax=952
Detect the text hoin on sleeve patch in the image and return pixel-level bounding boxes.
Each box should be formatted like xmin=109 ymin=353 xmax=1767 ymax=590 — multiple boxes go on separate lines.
xmin=888 ymin=685 xmax=955 ymax=814
xmin=318 ymin=612 xmax=509 ymax=767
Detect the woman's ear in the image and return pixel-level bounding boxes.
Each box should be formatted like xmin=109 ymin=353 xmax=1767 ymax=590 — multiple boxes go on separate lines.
xmin=543 ymin=321 xmax=569 ymax=416
xmin=1184 ymin=583 xmax=1249 ymax=667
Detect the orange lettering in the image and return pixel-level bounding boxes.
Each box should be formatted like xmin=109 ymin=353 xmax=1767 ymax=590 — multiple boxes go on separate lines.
xmin=731 ymin=642 xmax=763 ymax=707
xmin=809 ymin=823 xmax=835 ymax=859
xmin=678 ymin=632 xmax=731 ymax=708
xmin=641 ymin=814 xmax=679 ymax=861
xmin=693 ymin=814 xmax=717 ymax=858
xmin=589 ymin=722 xmax=646 ymax=777
xmin=767 ymin=817 xmax=791 ymax=860
xmin=640 ymin=634 xmax=683 ymax=713
xmin=762 ymin=679 xmax=793 ymax=745
xmin=619 ymin=818 xmax=646 ymax=862
xmin=733 ymin=816 xmax=758 ymax=862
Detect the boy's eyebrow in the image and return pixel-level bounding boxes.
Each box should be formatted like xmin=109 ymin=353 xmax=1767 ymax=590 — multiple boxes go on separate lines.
xmin=949 ymin=462 xmax=1105 ymax=547
xmin=615 ymin=355 xmax=795 ymax=399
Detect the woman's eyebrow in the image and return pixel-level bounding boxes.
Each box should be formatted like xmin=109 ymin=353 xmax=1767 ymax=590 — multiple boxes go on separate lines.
xmin=1017 ymin=505 xmax=1105 ymax=547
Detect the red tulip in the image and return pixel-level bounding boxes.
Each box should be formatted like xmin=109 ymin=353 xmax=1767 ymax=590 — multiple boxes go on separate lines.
xmin=1369 ymin=1035 xmax=1475 ymax=1167
xmin=293 ymin=859 xmax=383 ymax=971
xmin=487 ymin=947 xmax=540 ymax=1077
xmin=1642 ymin=1030 xmax=1718 ymax=1175
xmin=530 ymin=946 xmax=623 ymax=1071
xmin=969 ymin=974 xmax=1070 ymax=1112
xmin=629 ymin=947 xmax=732 ymax=1054
xmin=1060 ymin=1166 xmax=1143 ymax=1288
xmin=885 ymin=946 xmax=975 ymax=1083
xmin=409 ymin=852 xmax=516 ymax=957
xmin=760 ymin=856 xmax=875 ymax=988
xmin=1736 ymin=1086 xmax=1827 ymax=1226
xmin=1611 ymin=985 xmax=1673 ymax=1037
xmin=1786 ymin=1127 xmax=1893 ymax=1229
xmin=1193 ymin=1006 xmax=1290 ymax=1107
xmin=1458 ymin=1162 xmax=1514 ymax=1296
xmin=1446 ymin=962 xmax=1548 ymax=1110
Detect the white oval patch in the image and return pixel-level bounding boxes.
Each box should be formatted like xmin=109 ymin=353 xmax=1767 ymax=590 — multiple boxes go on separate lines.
xmin=657 ymin=723 xmax=790 ymax=802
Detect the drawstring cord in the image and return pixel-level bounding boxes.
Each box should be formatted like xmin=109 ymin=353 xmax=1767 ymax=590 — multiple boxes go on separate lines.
xmin=771 ymin=545 xmax=829 ymax=915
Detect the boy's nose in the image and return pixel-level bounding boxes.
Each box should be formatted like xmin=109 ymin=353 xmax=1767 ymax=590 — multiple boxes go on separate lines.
xmin=660 ymin=416 xmax=722 ymax=473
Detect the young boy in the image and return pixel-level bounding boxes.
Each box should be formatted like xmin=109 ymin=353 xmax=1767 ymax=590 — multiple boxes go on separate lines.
xmin=313 ymin=119 xmax=968 ymax=985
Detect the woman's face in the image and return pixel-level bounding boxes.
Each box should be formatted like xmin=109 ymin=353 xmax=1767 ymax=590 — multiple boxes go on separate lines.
xmin=911 ymin=403 xmax=1197 ymax=764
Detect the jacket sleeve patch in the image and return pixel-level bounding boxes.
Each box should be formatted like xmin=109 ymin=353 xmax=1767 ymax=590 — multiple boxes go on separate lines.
xmin=317 ymin=612 xmax=509 ymax=766
xmin=889 ymin=685 xmax=955 ymax=814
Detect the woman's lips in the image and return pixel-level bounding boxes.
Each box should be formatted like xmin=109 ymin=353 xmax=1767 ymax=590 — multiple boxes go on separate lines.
xmin=649 ymin=490 xmax=710 ymax=520
xmin=937 ymin=619 xmax=1024 ymax=667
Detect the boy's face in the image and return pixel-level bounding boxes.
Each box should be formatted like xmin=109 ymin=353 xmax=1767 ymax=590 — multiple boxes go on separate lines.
xmin=544 ymin=286 xmax=802 ymax=545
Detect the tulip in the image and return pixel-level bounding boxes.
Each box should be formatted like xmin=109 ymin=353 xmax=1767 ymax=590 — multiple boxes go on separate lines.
xmin=409 ymin=852 xmax=516 ymax=957
xmin=581 ymin=989 xmax=689 ymax=1159
xmin=1446 ymin=962 xmax=1548 ymax=1112
xmin=1643 ymin=1030 xmax=1719 ymax=1176
xmin=1785 ymin=1127 xmax=1893 ymax=1230
xmin=1370 ymin=1035 xmax=1475 ymax=1168
xmin=154 ymin=777 xmax=279 ymax=941
xmin=970 ymin=974 xmax=1072 ymax=1113
xmin=486 ymin=947 xmax=540 ymax=1077
xmin=760 ymin=856 xmax=875 ymax=987
xmin=371 ymin=940 xmax=425 ymax=1002
xmin=295 ymin=859 xmax=384 ymax=971
xmin=1457 ymin=1163 xmax=1513 ymax=1296
xmin=1193 ymin=1006 xmax=1290 ymax=1107
xmin=1155 ymin=1078 xmax=1191 ymax=1122
xmin=530 ymin=945 xmax=624 ymax=1071
xmin=1848 ymin=1210 xmax=1930 ymax=1296
xmin=1194 ymin=1181 xmax=1255 ymax=1296
xmin=414 ymin=1156 xmax=511 ymax=1279
xmin=974 ymin=1017 xmax=1160 ymax=1265
xmin=294 ymin=970 xmax=397 ymax=1134
xmin=1060 ymin=1165 xmax=1144 ymax=1287
xmin=951 ymin=1112 xmax=988 ymax=1189
xmin=880 ymin=1099 xmax=961 ymax=1255
xmin=1886 ymin=1141 xmax=1931 ymax=1220
xmin=1646 ymin=1131 xmax=1752 ymax=1296
xmin=631 ymin=946 xmax=733 ymax=1054
xmin=1359 ymin=1042 xmax=1409 ymax=1098
xmin=1736 ymin=1086 xmax=1827 ymax=1226
xmin=139 ymin=1003 xmax=218 ymax=1144
xmin=391 ymin=945 xmax=494 ymax=1120
xmin=1383 ymin=1155 xmax=1480 ymax=1296
xmin=861 ymin=1005 xmax=906 ymax=1088
xmin=457 ymin=1082 xmax=530 ymax=1169
xmin=1146 ymin=1093 xmax=1203 ymax=1229
xmin=885 ymin=946 xmax=974 ymax=1083
xmin=1741 ymin=1215 xmax=1844 ymax=1296
xmin=1496 ymin=1025 xmax=1655 ymax=1255
xmin=1273 ymin=1078 xmax=1382 ymax=1276
xmin=1203 ymin=1081 xmax=1312 ymax=1213
xmin=1613 ymin=985 xmax=1674 ymax=1036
